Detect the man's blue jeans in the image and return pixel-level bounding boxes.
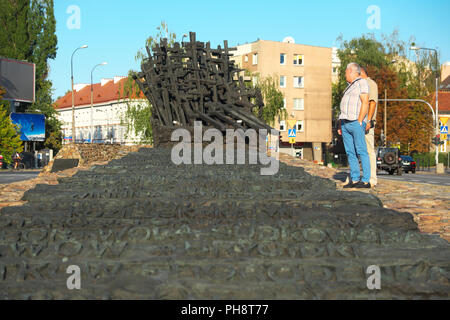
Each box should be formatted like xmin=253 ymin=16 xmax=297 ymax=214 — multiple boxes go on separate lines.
xmin=341 ymin=120 xmax=371 ymax=183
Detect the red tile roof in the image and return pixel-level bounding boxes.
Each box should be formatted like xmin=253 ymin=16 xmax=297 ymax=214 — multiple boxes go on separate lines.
xmin=431 ymin=91 xmax=450 ymax=115
xmin=440 ymin=75 xmax=450 ymax=91
xmin=53 ymin=77 xmax=145 ymax=110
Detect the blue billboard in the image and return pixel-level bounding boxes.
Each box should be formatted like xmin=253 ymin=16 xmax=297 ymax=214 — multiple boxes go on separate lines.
xmin=10 ymin=113 xmax=46 ymax=142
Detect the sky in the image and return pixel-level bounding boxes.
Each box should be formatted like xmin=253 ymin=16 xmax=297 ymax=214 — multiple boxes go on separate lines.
xmin=49 ymin=0 xmax=450 ymax=100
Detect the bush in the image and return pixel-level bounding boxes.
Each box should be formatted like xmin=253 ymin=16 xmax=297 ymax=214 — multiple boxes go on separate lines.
xmin=412 ymin=152 xmax=449 ymax=167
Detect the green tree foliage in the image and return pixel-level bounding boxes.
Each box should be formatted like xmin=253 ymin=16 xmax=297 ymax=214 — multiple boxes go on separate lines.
xmin=135 ymin=21 xmax=177 ymax=62
xmin=119 ymin=74 xmax=153 ymax=144
xmin=121 ymin=21 xmax=178 ymax=145
xmin=253 ymin=75 xmax=287 ymax=126
xmin=0 ymin=0 xmax=60 ymax=151
xmin=333 ymin=34 xmax=388 ymax=113
xmin=0 ymin=88 xmax=23 ymax=164
xmin=0 ymin=0 xmax=31 ymax=60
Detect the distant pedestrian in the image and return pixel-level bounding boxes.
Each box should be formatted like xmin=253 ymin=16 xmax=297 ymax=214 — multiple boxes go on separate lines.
xmin=361 ymin=66 xmax=379 ymax=187
xmin=338 ymin=63 xmax=371 ymax=188
xmin=37 ymin=152 xmax=43 ymax=168
xmin=12 ymin=151 xmax=22 ymax=170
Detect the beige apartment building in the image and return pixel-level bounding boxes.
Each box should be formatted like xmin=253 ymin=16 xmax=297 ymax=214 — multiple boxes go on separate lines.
xmin=231 ymin=39 xmax=332 ymax=162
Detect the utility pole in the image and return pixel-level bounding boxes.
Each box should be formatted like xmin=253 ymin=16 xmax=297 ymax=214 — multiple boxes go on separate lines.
xmin=411 ymin=45 xmax=440 ymax=172
xmin=383 ymin=60 xmax=397 ymax=147
xmin=71 ymin=45 xmax=88 ymax=144
xmin=90 ymin=62 xmax=107 ymax=143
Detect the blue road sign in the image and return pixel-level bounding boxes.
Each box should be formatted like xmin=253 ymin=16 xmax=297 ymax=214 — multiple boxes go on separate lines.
xmin=440 ymin=126 xmax=448 ymax=134
xmin=288 ymin=129 xmax=297 ymax=138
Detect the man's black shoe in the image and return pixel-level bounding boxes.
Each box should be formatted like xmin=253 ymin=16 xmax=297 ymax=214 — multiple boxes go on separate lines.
xmin=355 ymin=181 xmax=371 ymax=189
xmin=343 ymin=182 xmax=358 ymax=188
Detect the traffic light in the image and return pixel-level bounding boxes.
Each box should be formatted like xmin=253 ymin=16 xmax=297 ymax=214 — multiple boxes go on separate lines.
xmin=432 ymin=135 xmax=445 ymax=146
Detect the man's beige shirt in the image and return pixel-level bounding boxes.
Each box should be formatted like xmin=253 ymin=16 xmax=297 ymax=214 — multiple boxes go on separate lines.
xmin=367 ymin=77 xmax=378 ymax=121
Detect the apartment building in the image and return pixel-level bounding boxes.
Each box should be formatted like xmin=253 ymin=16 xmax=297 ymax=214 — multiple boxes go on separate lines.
xmin=332 ymin=47 xmax=341 ymax=84
xmin=231 ymin=38 xmax=332 ymax=162
xmin=53 ymin=77 xmax=147 ymax=145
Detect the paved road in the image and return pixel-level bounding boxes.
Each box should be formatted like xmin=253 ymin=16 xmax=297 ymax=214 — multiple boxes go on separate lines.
xmin=0 ymin=171 xmax=41 ymax=185
xmin=378 ymin=171 xmax=450 ymax=186
xmin=335 ymin=170 xmax=450 ymax=187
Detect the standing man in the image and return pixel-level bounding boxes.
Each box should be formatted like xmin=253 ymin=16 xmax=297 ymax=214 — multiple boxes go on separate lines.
xmin=338 ymin=63 xmax=371 ymax=188
xmin=361 ymin=66 xmax=379 ymax=187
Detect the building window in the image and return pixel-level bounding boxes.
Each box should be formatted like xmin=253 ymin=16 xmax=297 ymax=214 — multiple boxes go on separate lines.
xmin=245 ymin=55 xmax=248 ymax=62
xmin=283 ymin=98 xmax=287 ymax=109
xmin=253 ymin=53 xmax=258 ymax=65
xmin=280 ymin=76 xmax=286 ymax=88
xmin=293 ymin=98 xmax=304 ymax=110
xmin=333 ymin=67 xmax=338 ymax=74
xmin=296 ymin=121 xmax=304 ymax=132
xmin=279 ymin=120 xmax=286 ymax=132
xmin=280 ymin=53 xmax=286 ymax=65
xmin=294 ymin=76 xmax=304 ymax=88
xmin=294 ymin=54 xmax=304 ymax=66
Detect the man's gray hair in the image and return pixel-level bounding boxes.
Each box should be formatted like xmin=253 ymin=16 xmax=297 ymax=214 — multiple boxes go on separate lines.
xmin=346 ymin=62 xmax=361 ymax=75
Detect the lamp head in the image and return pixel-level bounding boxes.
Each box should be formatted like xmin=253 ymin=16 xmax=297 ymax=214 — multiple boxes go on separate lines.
xmin=80 ymin=45 xmax=88 ymax=49
xmin=101 ymin=62 xmax=108 ymax=66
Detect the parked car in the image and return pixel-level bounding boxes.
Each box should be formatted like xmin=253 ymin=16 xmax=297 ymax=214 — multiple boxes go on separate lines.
xmin=400 ymin=155 xmax=416 ymax=174
xmin=377 ymin=147 xmax=402 ymax=175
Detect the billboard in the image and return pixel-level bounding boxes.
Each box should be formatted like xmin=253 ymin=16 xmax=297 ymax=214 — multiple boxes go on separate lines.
xmin=10 ymin=113 xmax=45 ymax=142
xmin=0 ymin=58 xmax=35 ymax=103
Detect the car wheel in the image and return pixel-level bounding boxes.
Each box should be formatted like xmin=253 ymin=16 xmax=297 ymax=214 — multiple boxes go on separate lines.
xmin=389 ymin=170 xmax=394 ymax=175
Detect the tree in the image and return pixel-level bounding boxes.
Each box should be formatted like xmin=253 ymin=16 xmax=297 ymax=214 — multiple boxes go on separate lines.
xmin=253 ymin=74 xmax=287 ymax=126
xmin=0 ymin=0 xmax=60 ymax=151
xmin=121 ymin=21 xmax=177 ymax=144
xmin=0 ymin=0 xmax=31 ymax=60
xmin=0 ymin=88 xmax=23 ymax=164
xmin=333 ymin=34 xmax=388 ymax=114
xmin=119 ymin=73 xmax=153 ymax=144
xmin=135 ymin=21 xmax=177 ymax=62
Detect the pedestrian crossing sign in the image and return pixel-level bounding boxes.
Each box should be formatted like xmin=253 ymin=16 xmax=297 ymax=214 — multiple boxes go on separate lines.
xmin=288 ymin=129 xmax=297 ymax=138
xmin=441 ymin=126 xmax=448 ymax=134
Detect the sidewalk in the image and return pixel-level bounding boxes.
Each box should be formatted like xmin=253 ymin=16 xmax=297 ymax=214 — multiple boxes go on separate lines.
xmin=278 ymin=153 xmax=450 ymax=242
xmin=0 ymin=161 xmax=109 ymax=210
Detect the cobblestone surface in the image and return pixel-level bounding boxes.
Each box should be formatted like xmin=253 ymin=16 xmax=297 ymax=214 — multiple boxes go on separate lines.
xmin=278 ymin=153 xmax=450 ymax=242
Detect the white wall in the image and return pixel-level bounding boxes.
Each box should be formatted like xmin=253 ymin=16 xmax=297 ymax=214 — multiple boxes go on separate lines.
xmin=57 ymin=99 xmax=148 ymax=145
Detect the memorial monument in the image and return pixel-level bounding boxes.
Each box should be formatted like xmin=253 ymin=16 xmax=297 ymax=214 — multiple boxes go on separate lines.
xmin=0 ymin=33 xmax=448 ymax=300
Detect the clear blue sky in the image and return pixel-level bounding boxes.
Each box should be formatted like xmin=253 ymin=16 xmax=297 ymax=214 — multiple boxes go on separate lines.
xmin=49 ymin=0 xmax=450 ymax=100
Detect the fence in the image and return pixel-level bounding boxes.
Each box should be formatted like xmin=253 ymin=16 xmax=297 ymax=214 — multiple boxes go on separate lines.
xmin=415 ymin=158 xmax=431 ymax=172
xmin=413 ymin=153 xmax=450 ymax=173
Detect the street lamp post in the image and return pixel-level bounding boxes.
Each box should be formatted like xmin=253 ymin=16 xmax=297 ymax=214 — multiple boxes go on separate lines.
xmin=71 ymin=45 xmax=88 ymax=144
xmin=411 ymin=45 xmax=440 ymax=170
xmin=382 ymin=59 xmax=397 ymax=147
xmin=90 ymin=62 xmax=107 ymax=143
